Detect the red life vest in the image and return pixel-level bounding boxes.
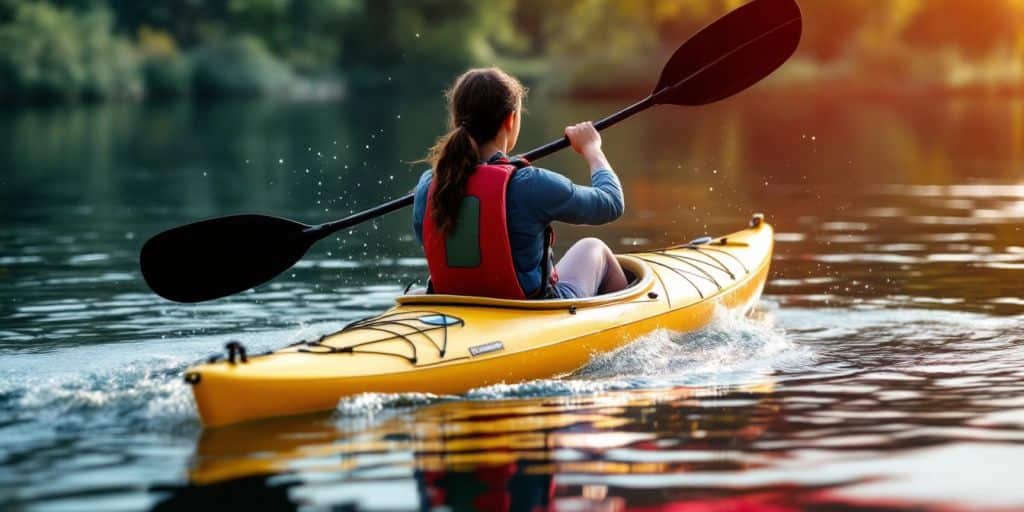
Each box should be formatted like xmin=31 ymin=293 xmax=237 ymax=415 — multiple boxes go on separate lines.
xmin=423 ymin=156 xmax=557 ymax=299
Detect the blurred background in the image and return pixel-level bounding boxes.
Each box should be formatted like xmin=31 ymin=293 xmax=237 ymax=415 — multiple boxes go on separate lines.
xmin=0 ymin=0 xmax=1022 ymax=103
xmin=3 ymin=2 xmax=1024 ymax=511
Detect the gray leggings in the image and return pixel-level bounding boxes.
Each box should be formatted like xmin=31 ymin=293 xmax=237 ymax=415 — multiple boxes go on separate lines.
xmin=552 ymin=238 xmax=629 ymax=298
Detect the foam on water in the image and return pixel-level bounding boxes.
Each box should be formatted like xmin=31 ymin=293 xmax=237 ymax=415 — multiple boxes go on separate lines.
xmin=577 ymin=307 xmax=801 ymax=382
xmin=336 ymin=306 xmax=810 ymax=415
xmin=0 ymin=321 xmax=350 ymax=436
xmin=4 ymin=356 xmax=197 ymax=433
xmin=335 ymin=392 xmax=453 ymax=417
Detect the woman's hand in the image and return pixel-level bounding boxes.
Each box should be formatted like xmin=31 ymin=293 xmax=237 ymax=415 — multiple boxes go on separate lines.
xmin=565 ymin=121 xmax=611 ymax=174
xmin=565 ymin=121 xmax=602 ymax=157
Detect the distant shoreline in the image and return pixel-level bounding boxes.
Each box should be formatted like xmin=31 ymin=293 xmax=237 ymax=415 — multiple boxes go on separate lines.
xmin=3 ymin=79 xmax=1022 ymax=111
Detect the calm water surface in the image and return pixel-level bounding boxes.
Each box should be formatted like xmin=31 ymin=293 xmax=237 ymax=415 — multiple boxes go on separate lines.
xmin=1 ymin=92 xmax=1022 ymax=511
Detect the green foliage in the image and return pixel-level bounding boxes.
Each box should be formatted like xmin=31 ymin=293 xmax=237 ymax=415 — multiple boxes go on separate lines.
xmin=136 ymin=27 xmax=190 ymax=98
xmin=191 ymin=36 xmax=295 ymax=97
xmin=77 ymin=9 xmax=141 ymax=100
xmin=226 ymin=0 xmax=357 ymax=73
xmin=142 ymin=55 xmax=192 ymax=98
xmin=0 ymin=2 xmax=140 ymax=103
xmin=2 ymin=0 xmax=1024 ymax=104
xmin=336 ymin=0 xmax=518 ymax=88
xmin=0 ymin=2 xmax=81 ymax=102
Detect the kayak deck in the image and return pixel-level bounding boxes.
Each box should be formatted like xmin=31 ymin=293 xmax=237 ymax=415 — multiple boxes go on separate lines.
xmin=187 ymin=214 xmax=774 ymax=427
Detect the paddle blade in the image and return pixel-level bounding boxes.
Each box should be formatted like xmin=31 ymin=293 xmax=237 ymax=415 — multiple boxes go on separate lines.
xmin=654 ymin=0 xmax=802 ymax=106
xmin=140 ymin=215 xmax=315 ymax=303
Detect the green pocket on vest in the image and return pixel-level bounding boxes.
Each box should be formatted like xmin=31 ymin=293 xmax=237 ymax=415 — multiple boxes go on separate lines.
xmin=445 ymin=197 xmax=481 ymax=268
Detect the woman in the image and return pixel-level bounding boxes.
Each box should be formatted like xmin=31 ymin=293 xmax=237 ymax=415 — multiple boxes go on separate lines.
xmin=413 ymin=67 xmax=628 ymax=299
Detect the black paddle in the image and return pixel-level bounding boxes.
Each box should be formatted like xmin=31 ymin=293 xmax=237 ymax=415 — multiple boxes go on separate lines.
xmin=141 ymin=0 xmax=802 ymax=303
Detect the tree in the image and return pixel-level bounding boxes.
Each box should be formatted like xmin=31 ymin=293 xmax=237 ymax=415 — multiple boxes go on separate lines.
xmin=903 ymin=0 xmax=1023 ymax=58
xmin=0 ymin=2 xmax=140 ymax=102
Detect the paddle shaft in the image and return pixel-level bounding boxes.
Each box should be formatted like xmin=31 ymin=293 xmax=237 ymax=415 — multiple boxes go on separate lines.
xmin=309 ymin=95 xmax=658 ymax=240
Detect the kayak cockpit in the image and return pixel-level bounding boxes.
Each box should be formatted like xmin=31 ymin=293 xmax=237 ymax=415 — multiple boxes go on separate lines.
xmin=397 ymin=255 xmax=655 ymax=310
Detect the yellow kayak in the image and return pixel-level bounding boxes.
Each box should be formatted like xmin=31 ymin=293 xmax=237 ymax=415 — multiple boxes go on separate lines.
xmin=186 ymin=214 xmax=774 ymax=427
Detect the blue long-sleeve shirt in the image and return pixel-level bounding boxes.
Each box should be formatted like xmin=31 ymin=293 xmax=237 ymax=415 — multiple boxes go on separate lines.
xmin=412 ymin=153 xmax=624 ymax=296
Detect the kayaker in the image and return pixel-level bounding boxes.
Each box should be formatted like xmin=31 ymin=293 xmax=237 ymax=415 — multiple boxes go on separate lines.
xmin=413 ymin=67 xmax=628 ymax=299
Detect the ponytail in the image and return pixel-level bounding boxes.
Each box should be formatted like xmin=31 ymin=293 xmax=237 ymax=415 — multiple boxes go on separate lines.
xmin=422 ymin=67 xmax=526 ymax=236
xmin=429 ymin=125 xmax=480 ymax=235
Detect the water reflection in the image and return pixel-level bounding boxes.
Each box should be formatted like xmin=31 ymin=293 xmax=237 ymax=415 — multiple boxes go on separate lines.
xmin=157 ymin=384 xmax=776 ymax=511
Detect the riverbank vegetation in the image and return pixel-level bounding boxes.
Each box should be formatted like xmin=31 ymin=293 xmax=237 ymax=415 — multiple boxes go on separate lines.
xmin=1 ymin=0 xmax=1022 ymax=104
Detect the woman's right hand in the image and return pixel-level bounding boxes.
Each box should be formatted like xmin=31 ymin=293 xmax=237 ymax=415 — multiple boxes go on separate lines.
xmin=566 ymin=121 xmax=611 ymax=174
xmin=565 ymin=121 xmax=602 ymax=157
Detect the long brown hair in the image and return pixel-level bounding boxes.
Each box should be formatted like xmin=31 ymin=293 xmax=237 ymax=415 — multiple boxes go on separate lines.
xmin=424 ymin=67 xmax=526 ymax=235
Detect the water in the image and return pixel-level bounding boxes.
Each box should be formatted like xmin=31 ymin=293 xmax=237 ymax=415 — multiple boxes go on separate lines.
xmin=1 ymin=92 xmax=1022 ymax=511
